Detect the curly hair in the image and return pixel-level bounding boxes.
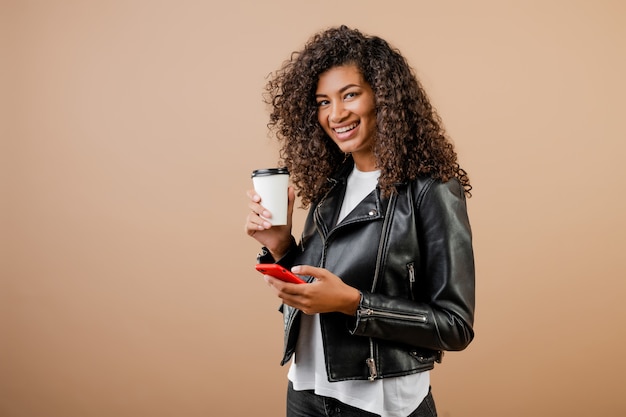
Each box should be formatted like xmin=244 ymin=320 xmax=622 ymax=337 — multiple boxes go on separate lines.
xmin=264 ymin=25 xmax=471 ymax=207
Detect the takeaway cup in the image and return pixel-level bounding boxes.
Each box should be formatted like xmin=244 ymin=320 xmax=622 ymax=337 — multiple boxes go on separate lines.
xmin=251 ymin=168 xmax=290 ymax=226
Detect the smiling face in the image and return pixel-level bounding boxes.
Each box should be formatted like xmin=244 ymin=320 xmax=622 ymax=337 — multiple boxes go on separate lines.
xmin=315 ymin=64 xmax=378 ymax=171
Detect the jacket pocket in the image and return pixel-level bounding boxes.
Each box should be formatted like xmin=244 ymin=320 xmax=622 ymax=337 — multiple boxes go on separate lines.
xmin=407 ymin=262 xmax=416 ymax=300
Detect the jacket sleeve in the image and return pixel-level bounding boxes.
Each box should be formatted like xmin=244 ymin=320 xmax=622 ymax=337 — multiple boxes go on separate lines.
xmin=350 ymin=179 xmax=475 ymax=351
xmin=256 ymin=236 xmax=299 ymax=266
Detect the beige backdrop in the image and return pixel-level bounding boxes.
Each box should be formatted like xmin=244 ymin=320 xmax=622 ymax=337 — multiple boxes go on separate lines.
xmin=2 ymin=0 xmax=625 ymax=416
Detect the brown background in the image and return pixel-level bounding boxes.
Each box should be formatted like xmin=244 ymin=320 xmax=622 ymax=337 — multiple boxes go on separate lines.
xmin=2 ymin=1 xmax=625 ymax=416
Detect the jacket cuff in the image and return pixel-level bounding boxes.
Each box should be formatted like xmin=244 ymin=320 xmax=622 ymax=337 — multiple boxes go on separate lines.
xmin=256 ymin=247 xmax=275 ymax=264
xmin=348 ymin=291 xmax=367 ymax=335
xmin=256 ymin=236 xmax=298 ymax=266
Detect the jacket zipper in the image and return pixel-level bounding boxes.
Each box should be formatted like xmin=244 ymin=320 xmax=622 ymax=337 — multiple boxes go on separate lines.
xmin=366 ymin=355 xmax=378 ymax=381
xmin=364 ymin=193 xmax=396 ymax=382
xmin=359 ymin=307 xmax=427 ymax=323
xmin=366 ymin=338 xmax=377 ymax=381
xmin=407 ymin=262 xmax=415 ymax=300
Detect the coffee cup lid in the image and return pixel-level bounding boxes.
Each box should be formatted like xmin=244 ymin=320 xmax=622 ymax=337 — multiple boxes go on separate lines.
xmin=251 ymin=168 xmax=289 ymax=177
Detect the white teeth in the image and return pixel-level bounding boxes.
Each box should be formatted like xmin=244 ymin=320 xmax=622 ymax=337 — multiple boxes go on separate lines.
xmin=334 ymin=122 xmax=358 ymax=133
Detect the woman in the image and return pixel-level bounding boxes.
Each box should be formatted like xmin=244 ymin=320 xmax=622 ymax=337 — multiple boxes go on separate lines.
xmin=245 ymin=25 xmax=475 ymax=417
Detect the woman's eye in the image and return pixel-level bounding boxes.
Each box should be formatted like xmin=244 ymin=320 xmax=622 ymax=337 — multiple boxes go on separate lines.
xmin=317 ymin=100 xmax=329 ymax=107
xmin=344 ymin=92 xmax=358 ymax=100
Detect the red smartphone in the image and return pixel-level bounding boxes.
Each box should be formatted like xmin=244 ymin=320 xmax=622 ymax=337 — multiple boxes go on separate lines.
xmin=255 ymin=264 xmax=306 ymax=284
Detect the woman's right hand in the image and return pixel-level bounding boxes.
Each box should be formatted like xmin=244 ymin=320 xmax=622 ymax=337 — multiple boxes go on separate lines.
xmin=245 ymin=186 xmax=295 ymax=260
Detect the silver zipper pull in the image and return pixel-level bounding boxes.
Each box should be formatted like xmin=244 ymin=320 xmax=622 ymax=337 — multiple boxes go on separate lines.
xmin=408 ymin=262 xmax=415 ymax=283
xmin=366 ymin=357 xmax=378 ymax=381
xmin=359 ymin=308 xmax=374 ymax=317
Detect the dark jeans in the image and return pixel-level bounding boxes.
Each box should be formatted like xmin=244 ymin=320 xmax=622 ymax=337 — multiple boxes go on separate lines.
xmin=286 ymin=381 xmax=437 ymax=417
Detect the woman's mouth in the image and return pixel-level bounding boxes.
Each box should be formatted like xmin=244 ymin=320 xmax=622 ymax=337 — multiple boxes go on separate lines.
xmin=333 ymin=122 xmax=359 ymax=134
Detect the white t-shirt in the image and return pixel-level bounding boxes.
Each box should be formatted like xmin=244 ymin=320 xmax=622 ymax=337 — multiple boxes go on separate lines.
xmin=288 ymin=166 xmax=429 ymax=417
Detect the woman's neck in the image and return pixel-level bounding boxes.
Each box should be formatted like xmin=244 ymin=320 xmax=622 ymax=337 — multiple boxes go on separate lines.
xmin=352 ymin=152 xmax=377 ymax=172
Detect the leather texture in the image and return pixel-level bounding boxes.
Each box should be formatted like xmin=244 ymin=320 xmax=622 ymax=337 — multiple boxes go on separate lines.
xmin=258 ymin=159 xmax=475 ymax=382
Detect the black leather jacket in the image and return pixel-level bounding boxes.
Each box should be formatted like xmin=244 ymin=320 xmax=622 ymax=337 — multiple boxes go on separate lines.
xmin=258 ymin=160 xmax=475 ymax=382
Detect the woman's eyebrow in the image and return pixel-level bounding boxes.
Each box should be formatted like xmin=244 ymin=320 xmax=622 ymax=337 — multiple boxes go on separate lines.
xmin=315 ymin=84 xmax=360 ymax=98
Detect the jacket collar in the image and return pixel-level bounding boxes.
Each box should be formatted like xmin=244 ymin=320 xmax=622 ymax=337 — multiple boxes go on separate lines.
xmin=314 ymin=157 xmax=386 ymax=237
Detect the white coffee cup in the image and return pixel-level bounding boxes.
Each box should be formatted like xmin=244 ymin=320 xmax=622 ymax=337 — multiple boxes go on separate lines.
xmin=251 ymin=168 xmax=290 ymax=226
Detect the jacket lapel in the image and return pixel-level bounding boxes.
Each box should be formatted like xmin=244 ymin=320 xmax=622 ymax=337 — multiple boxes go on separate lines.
xmin=314 ymin=174 xmax=386 ymax=239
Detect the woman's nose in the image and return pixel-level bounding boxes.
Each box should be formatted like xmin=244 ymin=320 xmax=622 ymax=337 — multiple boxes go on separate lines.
xmin=330 ymin=103 xmax=348 ymax=123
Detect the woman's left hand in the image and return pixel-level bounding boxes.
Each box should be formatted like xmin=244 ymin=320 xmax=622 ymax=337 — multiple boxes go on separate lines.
xmin=262 ymin=265 xmax=361 ymax=316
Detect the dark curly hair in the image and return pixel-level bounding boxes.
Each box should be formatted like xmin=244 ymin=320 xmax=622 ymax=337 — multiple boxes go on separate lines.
xmin=264 ymin=25 xmax=471 ymax=207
